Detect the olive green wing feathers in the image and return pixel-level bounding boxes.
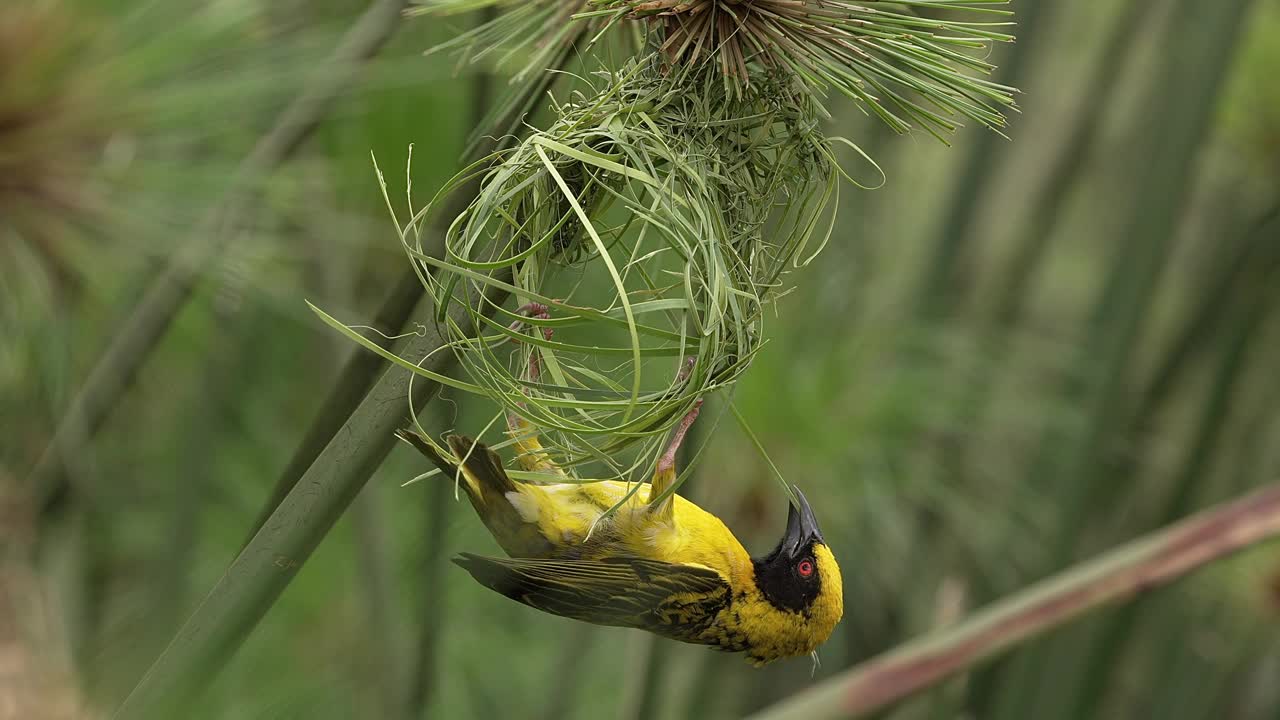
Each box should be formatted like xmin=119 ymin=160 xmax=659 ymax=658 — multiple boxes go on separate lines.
xmin=453 ymin=553 xmax=734 ymax=646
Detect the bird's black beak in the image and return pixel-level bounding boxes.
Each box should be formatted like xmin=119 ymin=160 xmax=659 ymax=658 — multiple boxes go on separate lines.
xmin=779 ymin=485 xmax=824 ymax=556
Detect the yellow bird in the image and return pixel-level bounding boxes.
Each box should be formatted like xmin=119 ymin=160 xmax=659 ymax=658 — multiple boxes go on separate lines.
xmin=394 ymin=402 xmax=843 ymax=666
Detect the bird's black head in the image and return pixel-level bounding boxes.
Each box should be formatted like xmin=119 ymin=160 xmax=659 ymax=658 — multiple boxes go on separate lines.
xmin=751 ymin=486 xmax=827 ymax=614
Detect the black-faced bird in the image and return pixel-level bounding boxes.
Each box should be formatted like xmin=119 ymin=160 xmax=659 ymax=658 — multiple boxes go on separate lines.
xmin=395 ymin=308 xmax=842 ymax=665
xmin=396 ymin=403 xmax=843 ymax=665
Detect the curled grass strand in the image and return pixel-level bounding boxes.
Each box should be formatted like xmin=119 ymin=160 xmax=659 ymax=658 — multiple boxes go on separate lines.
xmin=395 ymin=62 xmax=835 ymax=474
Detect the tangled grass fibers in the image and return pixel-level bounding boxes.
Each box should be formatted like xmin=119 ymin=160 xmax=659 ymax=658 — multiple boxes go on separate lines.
xmin=320 ymin=1 xmax=1014 ymax=488
xmin=372 ymin=59 xmax=861 ymax=483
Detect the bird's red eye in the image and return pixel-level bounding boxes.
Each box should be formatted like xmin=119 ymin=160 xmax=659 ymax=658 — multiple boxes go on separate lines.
xmin=797 ymin=560 xmax=814 ymax=577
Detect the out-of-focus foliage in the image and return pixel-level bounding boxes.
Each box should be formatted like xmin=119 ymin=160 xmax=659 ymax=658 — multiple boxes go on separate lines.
xmin=3 ymin=0 xmax=1280 ymax=718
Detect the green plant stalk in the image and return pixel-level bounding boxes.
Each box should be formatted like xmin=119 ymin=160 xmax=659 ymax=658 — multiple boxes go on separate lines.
xmin=1149 ymin=598 xmax=1273 ymax=720
xmin=536 ymin=623 xmax=597 ymax=720
xmin=1066 ymin=261 xmax=1274 ymax=719
xmin=911 ymin=0 xmax=1049 ymax=321
xmin=77 ymin=497 xmax=112 ymax=695
xmin=238 ymin=20 xmax=579 ymax=550
xmin=351 ymin=485 xmax=403 ymax=717
xmin=618 ymin=633 xmax=662 ymax=720
xmin=1226 ymin=328 xmax=1280 ymax=492
xmin=970 ymin=205 xmax=1277 ymax=717
xmin=402 ymin=19 xmax=498 ymax=718
xmin=112 ymin=276 xmax=512 ymax=719
xmin=681 ymin=653 xmax=734 ymax=720
xmin=946 ymin=0 xmax=1153 ymax=473
xmin=962 ymin=174 xmax=1272 ymax=720
xmin=402 ymin=478 xmax=452 ymax=720
xmin=859 ymin=0 xmax=1050 ymax=669
xmin=744 ymin=481 xmax=1280 ymax=720
xmin=241 ymin=264 xmax=424 ymax=550
xmin=1047 ymin=0 xmax=1257 ymax=537
xmin=29 ymin=0 xmax=410 ymax=517
xmin=987 ymin=2 xmax=1150 ymax=331
xmin=1130 ymin=205 xmax=1280 ymax=426
xmin=827 ymin=112 xmax=895 ymax=328
xmin=156 ymin=311 xmax=259 ymax=640
xmin=990 ymin=0 xmax=1258 ymax=715
xmin=1271 ymin=670 xmax=1280 ymax=720
xmin=987 ymin=233 xmax=1279 ymax=720
xmin=631 ymin=637 xmax=672 ymax=720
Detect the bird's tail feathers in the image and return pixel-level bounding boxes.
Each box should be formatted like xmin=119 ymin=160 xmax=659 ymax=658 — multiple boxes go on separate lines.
xmin=394 ymin=429 xmax=516 ymax=503
xmin=445 ymin=434 xmax=517 ymax=496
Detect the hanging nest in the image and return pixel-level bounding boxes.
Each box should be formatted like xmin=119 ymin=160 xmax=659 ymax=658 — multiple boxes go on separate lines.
xmin=324 ymin=0 xmax=1016 ymax=482
xmin=370 ymin=59 xmax=850 ymax=478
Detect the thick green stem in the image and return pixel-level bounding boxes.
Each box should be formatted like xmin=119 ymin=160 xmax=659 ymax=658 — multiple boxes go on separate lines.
xmin=987 ymin=1 xmax=1151 ymax=330
xmin=631 ymin=638 xmax=672 ymax=720
xmin=946 ymin=0 xmax=1155 ymax=476
xmin=1129 ymin=205 xmax=1280 ymax=428
xmin=966 ymin=209 xmax=1278 ymax=718
xmin=1066 ymin=258 xmax=1275 ymax=719
xmin=351 ymin=485 xmax=403 ymax=716
xmin=987 ymin=0 xmax=1257 ymax=714
xmin=681 ymin=655 xmax=734 ymax=720
xmin=111 ymin=276 xmax=512 ymax=719
xmin=745 ymin=482 xmax=1280 ymax=720
xmin=912 ymin=0 xmax=1051 ymax=321
xmin=238 ymin=24 xmax=577 ymax=550
xmin=401 ymin=479 xmax=452 ymax=720
xmin=535 ymin=623 xmax=596 ymax=720
xmin=1047 ymin=0 xmax=1255 ymax=537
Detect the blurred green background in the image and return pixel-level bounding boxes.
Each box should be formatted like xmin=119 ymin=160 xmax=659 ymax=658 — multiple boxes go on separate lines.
xmin=4 ymin=0 xmax=1280 ymax=718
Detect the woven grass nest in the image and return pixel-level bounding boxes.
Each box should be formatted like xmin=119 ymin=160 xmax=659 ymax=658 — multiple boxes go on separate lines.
xmin=328 ymin=0 xmax=1016 ymax=483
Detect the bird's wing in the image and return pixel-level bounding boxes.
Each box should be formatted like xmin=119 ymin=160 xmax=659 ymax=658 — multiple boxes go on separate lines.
xmin=454 ymin=553 xmax=734 ymax=646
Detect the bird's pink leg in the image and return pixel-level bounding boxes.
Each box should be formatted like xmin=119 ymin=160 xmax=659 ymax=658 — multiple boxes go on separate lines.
xmin=649 ymin=358 xmax=702 ymax=513
xmin=507 ymin=302 xmax=554 ymax=383
xmin=656 ymin=397 xmax=703 ymax=476
xmin=506 ymin=301 xmax=563 ymax=476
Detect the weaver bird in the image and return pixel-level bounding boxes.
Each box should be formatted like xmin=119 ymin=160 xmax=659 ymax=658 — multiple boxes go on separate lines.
xmin=394 ymin=407 xmax=844 ymax=666
xmin=395 ymin=307 xmax=842 ymax=665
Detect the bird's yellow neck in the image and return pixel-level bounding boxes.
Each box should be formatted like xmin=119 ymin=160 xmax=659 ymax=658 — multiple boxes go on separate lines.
xmin=734 ymin=544 xmax=844 ymax=665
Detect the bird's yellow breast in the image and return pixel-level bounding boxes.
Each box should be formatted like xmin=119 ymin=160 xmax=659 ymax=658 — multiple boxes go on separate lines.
xmin=496 ymin=480 xmax=754 ymax=582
